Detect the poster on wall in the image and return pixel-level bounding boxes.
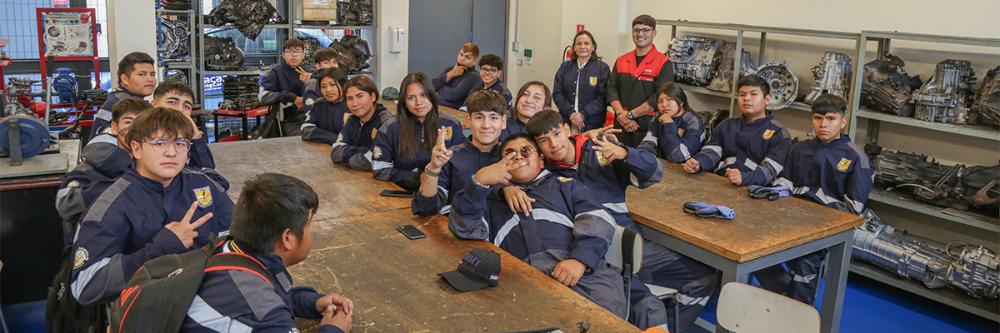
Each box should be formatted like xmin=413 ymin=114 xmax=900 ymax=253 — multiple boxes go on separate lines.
xmin=40 ymin=11 xmax=95 ymax=57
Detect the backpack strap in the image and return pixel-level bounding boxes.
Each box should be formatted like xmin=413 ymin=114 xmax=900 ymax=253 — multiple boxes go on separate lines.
xmin=205 ymin=251 xmax=274 ymax=286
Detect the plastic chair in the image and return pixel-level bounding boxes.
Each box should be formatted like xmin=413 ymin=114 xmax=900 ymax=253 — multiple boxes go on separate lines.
xmin=717 ymin=282 xmax=820 ymax=333
xmin=605 ymin=224 xmax=644 ymax=317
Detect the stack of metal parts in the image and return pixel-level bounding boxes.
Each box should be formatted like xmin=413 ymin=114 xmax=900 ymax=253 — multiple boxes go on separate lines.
xmin=157 ymin=0 xmax=191 ymax=10
xmin=860 ymin=53 xmax=923 ymax=117
xmin=158 ymin=17 xmax=190 ymax=62
xmin=204 ymin=36 xmax=245 ymax=70
xmin=337 ymin=0 xmax=374 ymax=26
xmin=207 ymin=0 xmax=283 ymax=40
xmin=912 ymin=60 xmax=978 ymax=124
xmin=971 ymin=66 xmax=1000 ymax=127
xmin=853 ymin=210 xmax=1000 ymax=299
xmin=218 ymin=75 xmax=260 ymax=111
xmin=5 ymin=78 xmax=36 ymax=113
xmin=331 ymin=35 xmax=371 ymax=74
xmin=163 ymin=71 xmax=188 ymax=85
xmin=755 ymin=60 xmax=799 ymax=110
xmin=668 ymin=36 xmax=721 ymax=86
xmin=707 ymin=41 xmax=755 ymax=92
xmin=805 ymin=52 xmax=853 ymax=104
xmin=867 ymin=144 xmax=999 ymax=215
xmin=298 ymin=34 xmax=325 ymax=71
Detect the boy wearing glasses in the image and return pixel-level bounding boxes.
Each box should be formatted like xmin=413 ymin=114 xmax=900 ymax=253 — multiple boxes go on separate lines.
xmin=433 ymin=42 xmax=482 ymax=108
xmin=519 ymin=111 xmax=715 ymax=331
xmin=461 ymin=54 xmax=512 ymax=109
xmin=448 ymin=133 xmax=628 ymax=321
xmin=413 ymin=90 xmax=506 ymax=216
xmin=261 ymin=39 xmax=310 ymax=132
xmin=69 ymin=107 xmax=234 ymax=306
xmin=151 ymin=82 xmax=217 ymax=170
xmin=608 ymin=14 xmax=675 ymax=147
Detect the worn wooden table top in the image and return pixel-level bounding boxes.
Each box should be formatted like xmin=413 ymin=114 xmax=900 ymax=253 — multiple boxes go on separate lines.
xmin=380 ymin=100 xmax=469 ymax=129
xmin=210 ymin=137 xmax=410 ymax=221
xmin=293 ymin=210 xmax=638 ymax=333
xmin=628 ymin=162 xmax=863 ymax=263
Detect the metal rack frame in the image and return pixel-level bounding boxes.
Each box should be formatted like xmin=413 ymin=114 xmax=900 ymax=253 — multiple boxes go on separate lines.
xmin=157 ymin=8 xmax=199 ymax=100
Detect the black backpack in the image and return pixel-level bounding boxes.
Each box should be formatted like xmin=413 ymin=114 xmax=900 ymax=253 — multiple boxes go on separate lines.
xmin=45 ymin=246 xmax=106 ymax=333
xmin=109 ymin=240 xmax=273 ymax=333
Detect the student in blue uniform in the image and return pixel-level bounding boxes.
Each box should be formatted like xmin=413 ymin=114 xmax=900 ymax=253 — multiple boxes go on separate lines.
xmin=260 ymin=38 xmax=310 ymax=133
xmin=756 ymin=94 xmax=874 ymax=304
xmin=372 ymin=72 xmax=465 ymax=191
xmin=302 ymin=48 xmax=341 ymax=113
xmin=553 ymin=30 xmax=611 ymax=132
xmin=501 ymin=81 xmax=551 ymax=139
xmin=301 ymin=68 xmax=349 ymax=144
xmin=432 ymin=42 xmax=482 ymax=108
xmin=413 ymin=90 xmax=506 ymax=216
xmin=151 ymin=81 xmax=217 ymax=170
xmin=463 ymin=54 xmax=512 ymax=107
xmin=90 ymin=52 xmax=157 ymax=137
xmin=639 ymin=82 xmax=707 ymax=163
xmin=523 ymin=110 xmax=717 ymax=331
xmin=331 ymin=75 xmax=392 ymax=170
xmin=70 ymin=107 xmax=233 ymax=306
xmin=181 ymin=173 xmax=353 ymax=333
xmin=449 ymin=133 xmax=628 ymax=321
xmin=684 ymin=74 xmax=791 ymax=186
xmin=56 ymin=99 xmax=151 ymax=238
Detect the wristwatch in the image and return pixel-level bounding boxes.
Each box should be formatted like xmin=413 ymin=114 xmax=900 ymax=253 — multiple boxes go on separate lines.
xmin=627 ymin=111 xmax=635 ymax=120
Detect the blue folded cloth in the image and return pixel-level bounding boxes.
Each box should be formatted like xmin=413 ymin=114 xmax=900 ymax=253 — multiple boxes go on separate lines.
xmin=683 ymin=201 xmax=736 ymax=220
xmin=746 ymin=185 xmax=791 ymax=201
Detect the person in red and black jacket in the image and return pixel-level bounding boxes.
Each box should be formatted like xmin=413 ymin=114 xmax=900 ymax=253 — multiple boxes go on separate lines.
xmin=608 ymin=14 xmax=675 ymax=147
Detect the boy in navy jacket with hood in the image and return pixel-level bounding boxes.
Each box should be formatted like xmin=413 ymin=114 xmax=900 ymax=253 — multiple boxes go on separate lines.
xmin=70 ymin=107 xmax=233 ymax=306
xmin=90 ymin=52 xmax=157 ymax=137
xmin=260 ymin=39 xmax=310 ymax=132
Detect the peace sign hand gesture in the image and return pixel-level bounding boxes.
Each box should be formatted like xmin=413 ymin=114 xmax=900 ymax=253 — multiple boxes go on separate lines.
xmin=592 ymin=133 xmax=628 ymax=164
xmin=164 ymin=202 xmax=214 ymax=249
xmin=473 ymin=152 xmax=527 ymax=186
xmin=427 ymin=127 xmax=454 ymax=172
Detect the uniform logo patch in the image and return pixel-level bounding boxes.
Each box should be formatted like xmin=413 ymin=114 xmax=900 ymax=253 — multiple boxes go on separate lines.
xmin=194 ymin=186 xmax=213 ymax=208
xmin=589 ymin=76 xmax=598 ymax=86
xmin=305 ymin=98 xmax=315 ymax=106
xmin=443 ymin=127 xmax=454 ymax=141
xmin=762 ymin=129 xmax=775 ymax=140
xmin=343 ymin=113 xmax=351 ymax=123
xmin=371 ymin=128 xmax=378 ymax=140
xmin=557 ymin=176 xmax=574 ymax=183
xmin=595 ymin=150 xmax=611 ymax=166
xmin=73 ymin=248 xmax=89 ymax=269
xmin=837 ymin=158 xmax=852 ymax=172
xmin=372 ymin=146 xmax=382 ymax=160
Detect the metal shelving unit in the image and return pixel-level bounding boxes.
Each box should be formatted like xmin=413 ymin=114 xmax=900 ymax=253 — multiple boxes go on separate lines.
xmin=656 ymin=20 xmax=863 ymax=118
xmin=156 ymin=7 xmax=198 ymax=99
xmin=847 ymin=30 xmax=1000 ymax=322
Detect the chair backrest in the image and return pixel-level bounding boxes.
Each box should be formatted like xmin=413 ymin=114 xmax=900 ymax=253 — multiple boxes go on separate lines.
xmin=605 ymin=224 xmax=643 ymax=275
xmin=717 ymin=282 xmax=820 ymax=333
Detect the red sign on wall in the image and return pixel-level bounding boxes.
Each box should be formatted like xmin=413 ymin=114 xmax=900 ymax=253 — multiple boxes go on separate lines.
xmin=576 ymin=24 xmax=585 ymax=32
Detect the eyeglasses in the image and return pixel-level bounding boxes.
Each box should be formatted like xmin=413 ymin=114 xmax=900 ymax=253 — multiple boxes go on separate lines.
xmin=284 ymin=49 xmax=305 ymax=55
xmin=481 ymin=67 xmax=500 ymax=73
xmin=145 ymin=138 xmax=192 ymax=152
xmin=632 ymin=27 xmax=654 ymax=34
xmin=504 ymin=145 xmax=536 ymax=158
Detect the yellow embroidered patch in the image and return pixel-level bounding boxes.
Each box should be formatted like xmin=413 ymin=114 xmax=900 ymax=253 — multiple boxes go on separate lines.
xmin=837 ymin=158 xmax=852 ymax=172
xmin=762 ymin=129 xmax=775 ymax=140
xmin=444 ymin=127 xmax=453 ymax=141
xmin=343 ymin=113 xmax=351 ymax=123
xmin=194 ymin=186 xmax=213 ymax=208
xmin=589 ymin=76 xmax=598 ymax=86
xmin=557 ymin=176 xmax=574 ymax=182
xmin=371 ymin=128 xmax=378 ymax=140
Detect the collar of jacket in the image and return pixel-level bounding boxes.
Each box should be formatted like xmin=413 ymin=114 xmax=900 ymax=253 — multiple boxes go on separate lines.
xmin=518 ymin=169 xmax=553 ymax=192
xmin=552 ymin=134 xmax=590 ymax=169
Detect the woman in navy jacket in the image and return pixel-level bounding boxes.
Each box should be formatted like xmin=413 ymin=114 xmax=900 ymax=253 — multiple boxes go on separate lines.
xmin=553 ymin=30 xmax=611 ymax=132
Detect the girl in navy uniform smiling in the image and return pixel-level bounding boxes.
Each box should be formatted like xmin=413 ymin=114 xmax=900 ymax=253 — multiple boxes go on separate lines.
xmin=372 ymin=72 xmax=465 ymax=191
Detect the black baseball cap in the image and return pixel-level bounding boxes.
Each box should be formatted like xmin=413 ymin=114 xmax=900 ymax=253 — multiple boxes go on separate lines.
xmin=440 ymin=248 xmax=501 ymax=292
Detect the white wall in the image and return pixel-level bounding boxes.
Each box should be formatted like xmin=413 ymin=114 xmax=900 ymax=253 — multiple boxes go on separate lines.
xmin=506 ymin=0 xmax=1000 ymax=248
xmin=106 ymin=0 xmax=158 ymax=88
xmin=377 ymin=0 xmax=409 ymax=90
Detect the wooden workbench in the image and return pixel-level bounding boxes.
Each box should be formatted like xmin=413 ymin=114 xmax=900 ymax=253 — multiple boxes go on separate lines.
xmin=380 ymin=100 xmax=469 ymax=129
xmin=211 ymin=137 xmax=637 ymax=332
xmin=628 ymin=162 xmax=863 ymax=333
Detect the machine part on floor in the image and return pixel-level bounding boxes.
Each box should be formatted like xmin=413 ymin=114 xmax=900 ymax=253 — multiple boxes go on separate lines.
xmin=204 ymin=35 xmax=245 ymax=70
xmin=912 ymin=59 xmax=977 ymax=124
xmin=707 ymin=41 xmax=755 ymax=93
xmin=860 ymin=53 xmax=923 ymax=117
xmin=51 ymin=67 xmax=79 ymax=104
xmin=297 ymin=34 xmax=325 ymax=71
xmin=866 ymin=144 xmax=999 ymax=215
xmin=971 ymin=66 xmax=1000 ymax=127
xmin=158 ymin=16 xmax=190 ymax=62
xmin=668 ymin=36 xmax=721 ymax=86
xmin=207 ymin=0 xmax=283 ymax=40
xmin=331 ymin=35 xmax=371 ymax=74
xmin=805 ymin=51 xmax=853 ymax=104
xmin=337 ymin=0 xmax=374 ymax=26
xmin=756 ymin=60 xmax=799 ymax=110
xmin=219 ymin=75 xmax=261 ymax=111
xmin=853 ymin=210 xmax=1000 ymax=299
